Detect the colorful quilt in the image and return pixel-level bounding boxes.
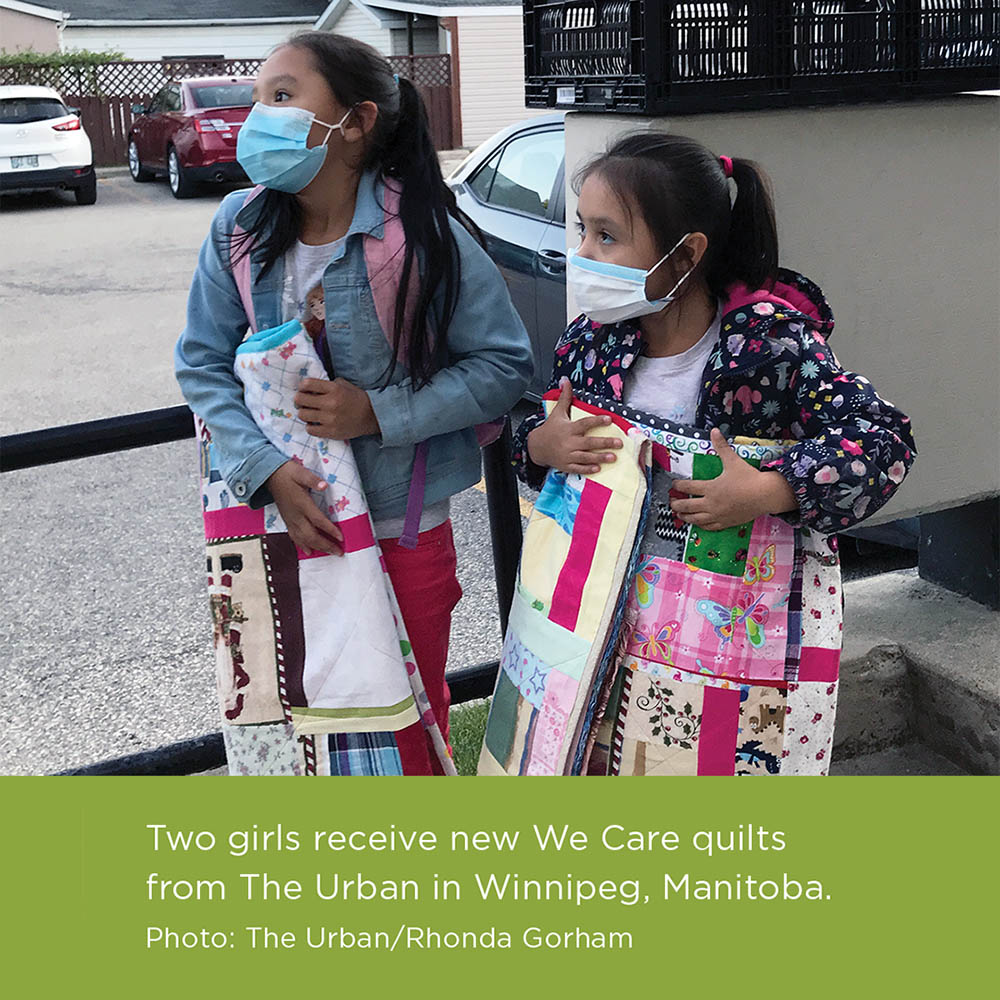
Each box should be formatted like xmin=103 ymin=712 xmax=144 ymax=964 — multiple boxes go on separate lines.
xmin=196 ymin=318 xmax=455 ymax=776
xmin=479 ymin=390 xmax=841 ymax=777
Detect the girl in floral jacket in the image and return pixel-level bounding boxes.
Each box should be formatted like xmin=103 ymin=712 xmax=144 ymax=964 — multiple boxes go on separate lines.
xmin=513 ymin=133 xmax=915 ymax=540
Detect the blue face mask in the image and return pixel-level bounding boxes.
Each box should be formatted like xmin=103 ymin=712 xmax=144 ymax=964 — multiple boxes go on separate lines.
xmin=567 ymin=231 xmax=694 ymax=325
xmin=236 ymin=103 xmax=350 ymax=193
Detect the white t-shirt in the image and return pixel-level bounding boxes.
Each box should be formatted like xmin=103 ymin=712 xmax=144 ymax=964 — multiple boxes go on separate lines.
xmin=281 ymin=237 xmax=449 ymax=540
xmin=622 ymin=307 xmax=722 ymax=425
xmin=280 ymin=236 xmax=344 ymax=326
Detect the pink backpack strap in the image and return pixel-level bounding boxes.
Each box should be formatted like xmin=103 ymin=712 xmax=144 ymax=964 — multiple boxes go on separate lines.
xmin=229 ymin=185 xmax=267 ymax=335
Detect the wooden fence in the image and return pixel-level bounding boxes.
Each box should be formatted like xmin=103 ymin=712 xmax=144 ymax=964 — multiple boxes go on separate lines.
xmin=0 ymin=55 xmax=454 ymax=166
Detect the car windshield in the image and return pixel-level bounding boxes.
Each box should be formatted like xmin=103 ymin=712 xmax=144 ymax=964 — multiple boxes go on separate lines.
xmin=189 ymin=84 xmax=253 ymax=109
xmin=0 ymin=97 xmax=68 ymax=124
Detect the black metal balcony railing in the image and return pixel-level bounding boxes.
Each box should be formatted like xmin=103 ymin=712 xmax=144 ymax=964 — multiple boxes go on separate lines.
xmin=1 ymin=407 xmax=524 ymax=776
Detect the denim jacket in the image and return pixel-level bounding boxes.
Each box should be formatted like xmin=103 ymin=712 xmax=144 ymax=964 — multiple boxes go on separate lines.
xmin=175 ymin=168 xmax=534 ymax=521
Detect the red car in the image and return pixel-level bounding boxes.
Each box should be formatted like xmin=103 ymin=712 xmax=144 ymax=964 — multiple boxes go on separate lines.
xmin=127 ymin=77 xmax=253 ymax=198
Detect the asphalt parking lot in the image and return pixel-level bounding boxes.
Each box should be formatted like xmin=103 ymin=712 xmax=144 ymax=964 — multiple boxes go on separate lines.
xmin=0 ymin=168 xmax=533 ymax=775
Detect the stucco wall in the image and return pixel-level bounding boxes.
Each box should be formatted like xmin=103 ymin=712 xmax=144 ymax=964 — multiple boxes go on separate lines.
xmin=0 ymin=9 xmax=61 ymax=52
xmin=564 ymin=98 xmax=1000 ymax=523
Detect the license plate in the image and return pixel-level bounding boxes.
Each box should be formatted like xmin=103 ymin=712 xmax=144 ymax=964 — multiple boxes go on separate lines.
xmin=11 ymin=155 xmax=39 ymax=169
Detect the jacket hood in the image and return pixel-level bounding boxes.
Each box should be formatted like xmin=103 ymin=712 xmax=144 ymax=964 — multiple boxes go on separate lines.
xmin=721 ymin=267 xmax=835 ymax=339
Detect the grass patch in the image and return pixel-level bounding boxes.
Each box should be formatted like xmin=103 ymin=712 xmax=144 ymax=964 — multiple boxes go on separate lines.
xmin=449 ymin=699 xmax=490 ymax=776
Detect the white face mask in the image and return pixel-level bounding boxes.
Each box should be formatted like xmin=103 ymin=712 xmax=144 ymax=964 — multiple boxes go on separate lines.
xmin=567 ymin=232 xmax=694 ymax=325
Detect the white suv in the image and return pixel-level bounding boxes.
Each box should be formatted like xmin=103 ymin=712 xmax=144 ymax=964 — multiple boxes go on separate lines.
xmin=0 ymin=85 xmax=96 ymax=204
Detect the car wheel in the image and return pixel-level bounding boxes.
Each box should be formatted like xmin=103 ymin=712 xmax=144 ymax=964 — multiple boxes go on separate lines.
xmin=128 ymin=140 xmax=154 ymax=182
xmin=167 ymin=146 xmax=197 ymax=199
xmin=74 ymin=170 xmax=98 ymax=205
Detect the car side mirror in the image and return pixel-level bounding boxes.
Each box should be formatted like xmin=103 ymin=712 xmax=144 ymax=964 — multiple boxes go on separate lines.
xmin=131 ymin=104 xmax=146 ymax=115
xmin=66 ymin=106 xmax=80 ymax=116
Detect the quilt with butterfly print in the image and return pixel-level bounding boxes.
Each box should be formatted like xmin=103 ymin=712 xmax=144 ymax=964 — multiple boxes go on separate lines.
xmin=195 ymin=317 xmax=455 ymax=777
xmin=480 ymin=389 xmax=842 ymax=777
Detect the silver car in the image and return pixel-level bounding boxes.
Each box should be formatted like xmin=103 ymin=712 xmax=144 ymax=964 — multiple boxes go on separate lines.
xmin=447 ymin=113 xmax=567 ymax=399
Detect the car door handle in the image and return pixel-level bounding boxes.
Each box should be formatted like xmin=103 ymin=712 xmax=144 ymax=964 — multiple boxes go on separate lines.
xmin=537 ymin=249 xmax=566 ymax=273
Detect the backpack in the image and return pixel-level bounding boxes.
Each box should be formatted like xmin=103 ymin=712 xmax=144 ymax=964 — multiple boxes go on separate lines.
xmin=228 ymin=180 xmax=503 ymax=548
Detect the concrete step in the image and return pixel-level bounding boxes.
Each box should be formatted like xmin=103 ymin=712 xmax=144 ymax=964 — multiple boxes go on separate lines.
xmin=830 ymin=740 xmax=969 ymax=776
xmin=834 ymin=569 xmax=998 ymax=774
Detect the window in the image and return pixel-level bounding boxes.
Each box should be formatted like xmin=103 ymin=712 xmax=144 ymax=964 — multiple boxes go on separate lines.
xmin=0 ymin=97 xmax=68 ymax=124
xmin=148 ymin=88 xmax=169 ymax=113
xmin=189 ymin=84 xmax=253 ymax=109
xmin=469 ymin=130 xmax=564 ymax=219
xmin=468 ymin=148 xmax=501 ymax=202
xmin=165 ymin=86 xmax=182 ymax=112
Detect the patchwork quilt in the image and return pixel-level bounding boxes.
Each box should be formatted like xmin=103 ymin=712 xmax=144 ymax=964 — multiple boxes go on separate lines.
xmin=196 ymin=318 xmax=455 ymax=776
xmin=479 ymin=389 xmax=842 ymax=777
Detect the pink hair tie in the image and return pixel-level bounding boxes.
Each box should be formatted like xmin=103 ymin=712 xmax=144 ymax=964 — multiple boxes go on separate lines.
xmin=719 ymin=155 xmax=733 ymax=178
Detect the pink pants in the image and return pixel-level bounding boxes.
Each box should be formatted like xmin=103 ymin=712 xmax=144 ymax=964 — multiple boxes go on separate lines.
xmin=381 ymin=519 xmax=463 ymax=775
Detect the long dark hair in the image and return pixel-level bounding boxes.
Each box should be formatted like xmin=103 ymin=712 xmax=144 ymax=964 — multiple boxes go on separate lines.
xmin=226 ymin=31 xmax=482 ymax=388
xmin=573 ymin=132 xmax=779 ymax=299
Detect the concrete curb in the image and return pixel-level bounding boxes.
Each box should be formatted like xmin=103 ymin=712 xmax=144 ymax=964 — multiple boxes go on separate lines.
xmin=833 ymin=569 xmax=998 ymax=774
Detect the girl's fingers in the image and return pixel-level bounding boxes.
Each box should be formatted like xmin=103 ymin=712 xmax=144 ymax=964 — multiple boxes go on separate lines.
xmin=670 ymin=497 xmax=709 ymax=514
xmin=678 ymin=512 xmax=715 ymax=527
xmin=570 ymin=450 xmax=615 ymax=467
xmin=565 ymin=464 xmax=602 ymax=476
xmin=577 ymin=436 xmax=622 ymax=452
xmin=289 ymin=464 xmax=328 ymax=491
xmin=298 ymin=524 xmax=341 ymax=556
xmin=305 ymin=507 xmax=344 ymax=545
xmin=672 ymin=478 xmax=708 ymax=496
xmin=575 ymin=415 xmax=614 ymax=432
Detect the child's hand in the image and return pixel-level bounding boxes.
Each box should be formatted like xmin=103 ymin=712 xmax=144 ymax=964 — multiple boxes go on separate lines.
xmin=267 ymin=461 xmax=344 ymax=557
xmin=526 ymin=377 xmax=623 ymax=476
xmin=672 ymin=428 xmax=797 ymax=531
xmin=294 ymin=378 xmax=380 ymax=440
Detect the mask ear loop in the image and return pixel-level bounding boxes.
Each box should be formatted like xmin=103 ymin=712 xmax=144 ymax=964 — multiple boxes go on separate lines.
xmin=646 ymin=231 xmax=695 ymax=300
xmin=312 ymin=107 xmax=355 ymax=146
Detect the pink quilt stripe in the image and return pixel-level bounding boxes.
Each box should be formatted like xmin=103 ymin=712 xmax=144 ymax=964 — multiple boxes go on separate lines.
xmin=203 ymin=505 xmax=265 ymax=539
xmin=548 ymin=479 xmax=613 ymax=632
xmin=293 ymin=513 xmax=375 ymax=560
xmin=697 ymin=685 xmax=741 ymax=775
xmin=798 ymin=646 xmax=841 ymax=682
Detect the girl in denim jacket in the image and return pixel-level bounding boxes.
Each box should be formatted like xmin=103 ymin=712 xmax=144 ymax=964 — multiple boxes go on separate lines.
xmin=176 ymin=32 xmax=533 ymax=773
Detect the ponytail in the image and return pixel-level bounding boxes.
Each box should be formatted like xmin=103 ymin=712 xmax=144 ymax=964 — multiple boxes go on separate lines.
xmin=376 ymin=75 xmax=484 ymax=388
xmin=574 ymin=132 xmax=779 ymax=300
xmin=707 ymin=156 xmax=778 ymax=296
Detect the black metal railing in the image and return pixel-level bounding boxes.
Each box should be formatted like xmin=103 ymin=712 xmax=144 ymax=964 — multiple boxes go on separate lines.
xmin=1 ymin=407 xmax=524 ymax=776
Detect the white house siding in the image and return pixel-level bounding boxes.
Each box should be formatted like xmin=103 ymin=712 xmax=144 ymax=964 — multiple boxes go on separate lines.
xmin=61 ymin=23 xmax=311 ymax=60
xmin=389 ymin=25 xmax=439 ymax=56
xmin=455 ymin=14 xmax=548 ymax=146
xmin=331 ymin=6 xmax=392 ymax=54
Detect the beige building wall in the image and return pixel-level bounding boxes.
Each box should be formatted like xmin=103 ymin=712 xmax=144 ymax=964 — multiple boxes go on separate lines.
xmin=0 ymin=9 xmax=61 ymax=52
xmin=565 ymin=98 xmax=1000 ymax=523
xmin=455 ymin=13 xmax=548 ymax=147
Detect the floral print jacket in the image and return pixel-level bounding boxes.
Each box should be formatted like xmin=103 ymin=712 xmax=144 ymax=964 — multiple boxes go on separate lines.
xmin=511 ymin=268 xmax=916 ymax=536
